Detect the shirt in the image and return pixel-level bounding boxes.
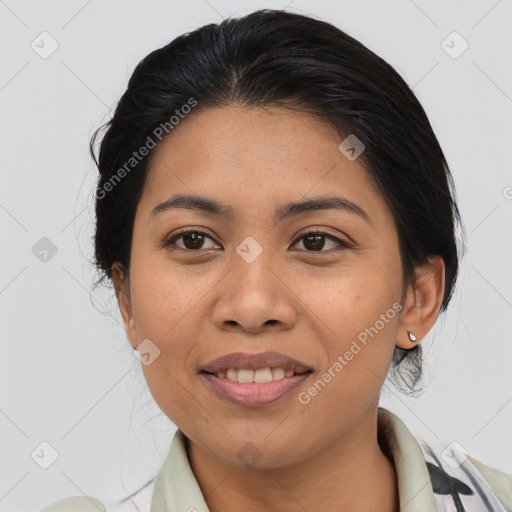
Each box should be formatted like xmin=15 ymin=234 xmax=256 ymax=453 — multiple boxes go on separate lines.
xmin=39 ymin=407 xmax=512 ymax=511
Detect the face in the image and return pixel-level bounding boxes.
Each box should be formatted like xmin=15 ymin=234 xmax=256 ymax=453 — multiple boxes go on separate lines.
xmin=114 ymin=104 xmax=418 ymax=469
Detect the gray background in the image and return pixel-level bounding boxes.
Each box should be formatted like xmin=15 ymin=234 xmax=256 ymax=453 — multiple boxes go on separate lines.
xmin=1 ymin=0 xmax=511 ymax=510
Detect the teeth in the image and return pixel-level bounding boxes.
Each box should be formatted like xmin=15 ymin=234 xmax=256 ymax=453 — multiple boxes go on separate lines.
xmin=238 ymin=369 xmax=254 ymax=383
xmin=227 ymin=368 xmax=238 ymax=381
xmin=254 ymin=368 xmax=272 ymax=383
xmin=217 ymin=367 xmax=298 ymax=382
xmin=271 ymin=368 xmax=285 ymax=380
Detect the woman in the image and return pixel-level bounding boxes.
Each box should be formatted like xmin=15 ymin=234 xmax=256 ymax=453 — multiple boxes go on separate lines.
xmin=41 ymin=9 xmax=512 ymax=512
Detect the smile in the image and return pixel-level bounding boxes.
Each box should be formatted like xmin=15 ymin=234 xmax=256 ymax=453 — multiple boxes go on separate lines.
xmin=200 ymin=370 xmax=313 ymax=407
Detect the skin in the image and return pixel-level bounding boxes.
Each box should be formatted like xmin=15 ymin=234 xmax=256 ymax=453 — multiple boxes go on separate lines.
xmin=112 ymin=103 xmax=445 ymax=512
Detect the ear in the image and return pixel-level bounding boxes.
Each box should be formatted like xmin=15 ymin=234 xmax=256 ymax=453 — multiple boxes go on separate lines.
xmin=396 ymin=255 xmax=446 ymax=349
xmin=111 ymin=262 xmax=138 ymax=350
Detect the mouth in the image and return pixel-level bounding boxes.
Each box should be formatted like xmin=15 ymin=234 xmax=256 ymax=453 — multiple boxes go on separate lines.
xmin=201 ymin=351 xmax=313 ymax=375
xmin=202 ymin=367 xmax=312 ymax=383
xmin=200 ymin=371 xmax=313 ymax=407
xmin=199 ymin=351 xmax=314 ymax=407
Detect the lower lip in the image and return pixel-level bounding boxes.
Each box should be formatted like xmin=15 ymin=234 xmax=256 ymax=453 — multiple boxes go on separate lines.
xmin=200 ymin=372 xmax=312 ymax=407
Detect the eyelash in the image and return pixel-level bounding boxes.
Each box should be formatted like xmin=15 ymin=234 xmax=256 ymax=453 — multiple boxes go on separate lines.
xmin=162 ymin=228 xmax=352 ymax=253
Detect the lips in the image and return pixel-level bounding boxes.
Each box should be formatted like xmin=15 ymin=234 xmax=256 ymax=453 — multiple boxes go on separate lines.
xmin=199 ymin=351 xmax=314 ymax=407
xmin=200 ymin=351 xmax=313 ymax=374
xmin=201 ymin=371 xmax=312 ymax=407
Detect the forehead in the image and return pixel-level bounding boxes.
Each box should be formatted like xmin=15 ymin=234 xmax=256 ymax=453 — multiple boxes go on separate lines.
xmin=138 ymin=104 xmax=387 ymax=224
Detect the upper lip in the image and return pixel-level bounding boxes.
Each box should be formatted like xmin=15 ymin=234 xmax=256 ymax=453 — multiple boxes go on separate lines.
xmin=201 ymin=351 xmax=314 ymax=374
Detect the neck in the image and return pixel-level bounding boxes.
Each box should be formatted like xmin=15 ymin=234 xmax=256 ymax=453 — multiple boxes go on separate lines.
xmin=185 ymin=407 xmax=399 ymax=512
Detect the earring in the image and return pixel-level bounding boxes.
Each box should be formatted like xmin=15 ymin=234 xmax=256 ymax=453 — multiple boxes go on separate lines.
xmin=407 ymin=330 xmax=417 ymax=342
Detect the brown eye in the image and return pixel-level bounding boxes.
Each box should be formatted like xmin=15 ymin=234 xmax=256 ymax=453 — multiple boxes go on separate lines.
xmin=163 ymin=229 xmax=351 ymax=253
xmin=164 ymin=230 xmax=220 ymax=251
xmin=292 ymin=231 xmax=351 ymax=252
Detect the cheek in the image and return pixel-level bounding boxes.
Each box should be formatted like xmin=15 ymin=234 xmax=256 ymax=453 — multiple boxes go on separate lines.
xmin=126 ymin=252 xmax=219 ymax=385
xmin=302 ymin=263 xmax=402 ymax=385
xmin=128 ymin=250 xmax=208 ymax=339
xmin=293 ymin=256 xmax=401 ymax=337
xmin=295 ymin=299 xmax=400 ymax=436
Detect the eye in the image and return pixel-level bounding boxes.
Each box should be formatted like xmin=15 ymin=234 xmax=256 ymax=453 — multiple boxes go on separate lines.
xmin=163 ymin=228 xmax=351 ymax=253
xmin=163 ymin=229 xmax=220 ymax=251
xmin=291 ymin=230 xmax=351 ymax=252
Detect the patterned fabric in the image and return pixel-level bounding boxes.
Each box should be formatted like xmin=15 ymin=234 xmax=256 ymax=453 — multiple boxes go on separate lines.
xmin=420 ymin=437 xmax=510 ymax=511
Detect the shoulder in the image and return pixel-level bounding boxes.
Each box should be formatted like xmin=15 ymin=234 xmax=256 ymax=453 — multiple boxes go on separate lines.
xmin=39 ymin=496 xmax=106 ymax=512
xmin=468 ymin=454 xmax=512 ymax=511
xmin=39 ymin=477 xmax=155 ymax=512
xmin=378 ymin=409 xmax=512 ymax=512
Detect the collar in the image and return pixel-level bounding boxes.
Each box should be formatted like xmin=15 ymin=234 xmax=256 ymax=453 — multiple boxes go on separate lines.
xmin=149 ymin=407 xmax=437 ymax=512
xmin=377 ymin=407 xmax=437 ymax=511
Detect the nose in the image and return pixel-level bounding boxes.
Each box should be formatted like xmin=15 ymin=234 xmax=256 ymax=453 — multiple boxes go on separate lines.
xmin=211 ymin=253 xmax=297 ymax=334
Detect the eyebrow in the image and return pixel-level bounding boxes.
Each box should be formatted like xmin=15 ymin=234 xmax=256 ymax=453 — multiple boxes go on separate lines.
xmin=150 ymin=193 xmax=372 ymax=225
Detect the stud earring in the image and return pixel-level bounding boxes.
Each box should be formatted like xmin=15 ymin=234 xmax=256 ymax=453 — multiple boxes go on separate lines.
xmin=407 ymin=330 xmax=417 ymax=342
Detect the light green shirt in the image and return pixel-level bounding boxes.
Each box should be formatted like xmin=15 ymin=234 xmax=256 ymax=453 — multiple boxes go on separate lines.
xmin=40 ymin=407 xmax=512 ymax=511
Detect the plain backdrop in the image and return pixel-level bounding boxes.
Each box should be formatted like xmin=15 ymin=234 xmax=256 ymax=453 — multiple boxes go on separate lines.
xmin=1 ymin=1 xmax=511 ymax=511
